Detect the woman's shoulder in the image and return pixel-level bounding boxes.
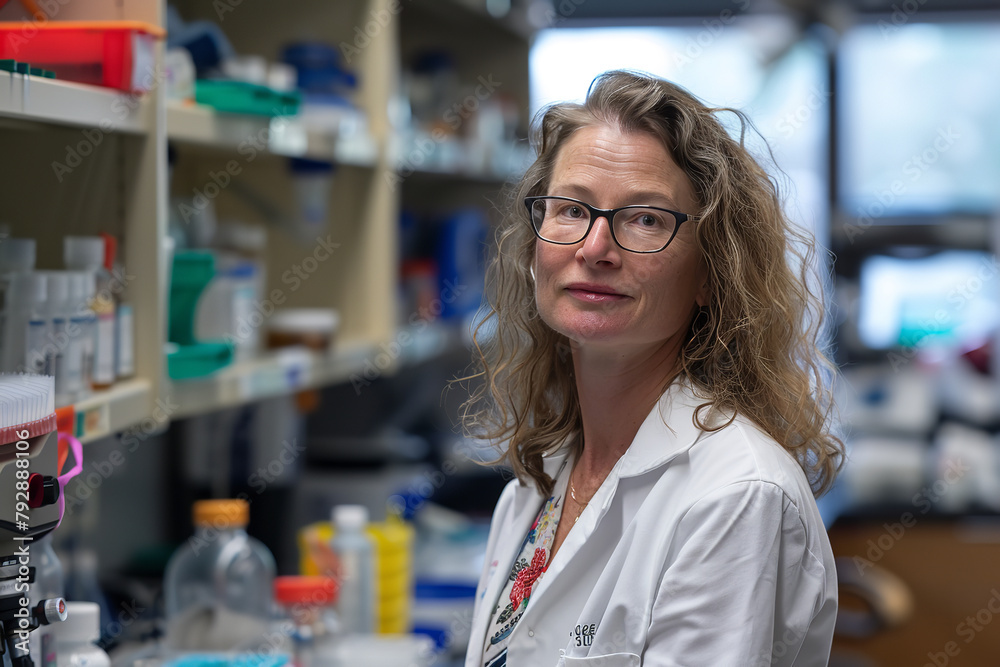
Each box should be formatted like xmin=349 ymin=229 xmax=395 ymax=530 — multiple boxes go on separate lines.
xmin=665 ymin=385 xmax=820 ymax=512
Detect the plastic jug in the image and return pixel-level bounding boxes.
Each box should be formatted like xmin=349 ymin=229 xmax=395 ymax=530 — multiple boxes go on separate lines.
xmin=163 ymin=499 xmax=276 ymax=651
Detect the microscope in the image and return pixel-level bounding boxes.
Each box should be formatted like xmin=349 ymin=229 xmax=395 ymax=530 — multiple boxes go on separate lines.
xmin=0 ymin=410 xmax=70 ymax=667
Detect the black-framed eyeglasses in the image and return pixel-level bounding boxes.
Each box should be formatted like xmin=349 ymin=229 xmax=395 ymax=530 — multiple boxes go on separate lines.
xmin=524 ymin=196 xmax=701 ymax=254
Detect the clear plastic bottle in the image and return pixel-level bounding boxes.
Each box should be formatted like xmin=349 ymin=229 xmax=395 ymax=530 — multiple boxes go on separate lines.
xmin=6 ymin=271 xmax=45 ymax=374
xmin=54 ymin=602 xmax=111 ymax=667
xmin=330 ymin=505 xmax=376 ymax=635
xmin=163 ymin=499 xmax=276 ymax=651
xmin=72 ymin=275 xmax=98 ymax=398
xmin=102 ymin=233 xmax=135 ymax=381
xmin=40 ymin=271 xmax=71 ymax=400
xmin=63 ymin=237 xmax=115 ymax=390
xmin=0 ymin=238 xmax=37 ymax=372
xmin=62 ymin=273 xmax=88 ymax=402
xmin=29 ymin=534 xmax=65 ymax=667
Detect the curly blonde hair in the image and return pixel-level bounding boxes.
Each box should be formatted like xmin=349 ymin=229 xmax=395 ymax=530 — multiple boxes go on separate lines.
xmin=461 ymin=70 xmax=843 ymax=498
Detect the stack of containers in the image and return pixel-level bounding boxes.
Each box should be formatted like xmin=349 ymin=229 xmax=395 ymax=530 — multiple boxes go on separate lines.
xmin=64 ymin=237 xmax=116 ymax=392
xmin=195 ymin=223 xmax=266 ymax=361
xmin=370 ymin=517 xmax=415 ymax=634
xmin=297 ymin=512 xmax=414 ymax=634
xmin=0 ymin=234 xmax=132 ymax=405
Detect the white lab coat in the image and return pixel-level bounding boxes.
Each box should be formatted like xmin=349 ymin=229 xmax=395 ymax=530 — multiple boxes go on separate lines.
xmin=465 ymin=380 xmax=837 ymax=667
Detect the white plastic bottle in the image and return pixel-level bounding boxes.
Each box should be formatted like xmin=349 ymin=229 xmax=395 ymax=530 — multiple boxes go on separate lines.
xmin=40 ymin=272 xmax=71 ymax=400
xmin=163 ymin=499 xmax=276 ymax=651
xmin=115 ymin=302 xmax=134 ymax=380
xmin=64 ymin=237 xmax=115 ymax=391
xmin=30 ymin=534 xmax=65 ymax=667
xmin=5 ymin=272 xmax=45 ymax=374
xmin=0 ymin=238 xmax=37 ymax=372
xmin=330 ymin=505 xmax=376 ymax=635
xmin=54 ymin=602 xmax=110 ymax=667
xmin=61 ymin=273 xmax=88 ymax=402
xmin=73 ymin=276 xmax=98 ymax=396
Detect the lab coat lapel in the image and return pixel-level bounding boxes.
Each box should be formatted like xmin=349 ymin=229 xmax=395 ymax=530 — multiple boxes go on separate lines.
xmin=469 ymin=451 xmax=570 ymax=655
xmin=517 ymin=381 xmax=710 ymax=619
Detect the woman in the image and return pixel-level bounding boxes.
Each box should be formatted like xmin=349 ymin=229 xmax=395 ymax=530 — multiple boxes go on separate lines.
xmin=461 ymin=70 xmax=843 ymax=667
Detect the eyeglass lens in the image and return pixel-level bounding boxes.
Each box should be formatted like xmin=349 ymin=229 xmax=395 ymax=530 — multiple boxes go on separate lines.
xmin=529 ymin=198 xmax=678 ymax=252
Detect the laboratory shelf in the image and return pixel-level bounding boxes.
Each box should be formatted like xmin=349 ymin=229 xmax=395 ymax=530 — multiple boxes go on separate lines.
xmin=0 ymin=71 xmax=151 ymax=133
xmin=393 ymin=138 xmax=532 ymax=184
xmin=70 ymin=378 xmax=154 ymax=445
xmin=166 ymin=102 xmax=379 ymax=166
xmin=168 ymin=340 xmax=382 ymax=419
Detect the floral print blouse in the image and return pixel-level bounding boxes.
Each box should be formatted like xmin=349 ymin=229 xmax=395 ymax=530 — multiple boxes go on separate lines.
xmin=482 ymin=460 xmax=569 ymax=667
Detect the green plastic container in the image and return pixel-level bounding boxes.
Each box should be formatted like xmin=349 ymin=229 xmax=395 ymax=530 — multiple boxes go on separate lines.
xmin=166 ymin=341 xmax=234 ymax=380
xmin=169 ymin=251 xmax=215 ymax=346
xmin=168 ymin=251 xmax=234 ymax=379
xmin=195 ymin=80 xmax=301 ymax=116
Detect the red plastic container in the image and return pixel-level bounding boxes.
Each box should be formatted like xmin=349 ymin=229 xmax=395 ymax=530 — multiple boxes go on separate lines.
xmin=0 ymin=21 xmax=165 ymax=93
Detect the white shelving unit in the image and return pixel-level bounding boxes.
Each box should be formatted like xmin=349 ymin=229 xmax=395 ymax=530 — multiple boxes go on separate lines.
xmin=73 ymin=378 xmax=154 ymax=444
xmin=0 ymin=71 xmax=152 ymax=133
xmin=0 ymin=0 xmax=529 ymax=444
xmin=168 ymin=341 xmax=379 ymax=419
xmin=167 ymin=102 xmax=379 ymax=166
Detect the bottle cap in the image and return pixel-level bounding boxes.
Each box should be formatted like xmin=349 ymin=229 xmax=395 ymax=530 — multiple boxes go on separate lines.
xmin=7 ymin=272 xmax=46 ymax=307
xmin=332 ymin=504 xmax=368 ymax=530
xmin=193 ymin=499 xmax=249 ymax=528
xmin=55 ymin=601 xmax=100 ymax=645
xmin=0 ymin=238 xmax=36 ymax=272
xmin=42 ymin=271 xmax=70 ymax=304
xmin=274 ymin=576 xmax=337 ymax=606
xmin=100 ymin=232 xmax=117 ymax=272
xmin=63 ymin=237 xmax=105 ymax=271
xmin=68 ymin=272 xmax=88 ymax=304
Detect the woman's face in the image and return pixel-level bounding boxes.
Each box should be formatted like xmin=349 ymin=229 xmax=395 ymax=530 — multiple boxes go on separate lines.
xmin=533 ymin=124 xmax=707 ymax=352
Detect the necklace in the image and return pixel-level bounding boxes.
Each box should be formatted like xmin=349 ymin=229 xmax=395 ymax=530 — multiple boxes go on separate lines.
xmin=569 ymin=479 xmax=589 ymax=523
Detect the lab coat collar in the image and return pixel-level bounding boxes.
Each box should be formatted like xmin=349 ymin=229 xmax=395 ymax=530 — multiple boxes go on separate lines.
xmin=500 ymin=379 xmax=718 ymax=645
xmin=531 ymin=378 xmax=716 ymax=485
xmin=616 ymin=377 xmax=723 ymax=478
